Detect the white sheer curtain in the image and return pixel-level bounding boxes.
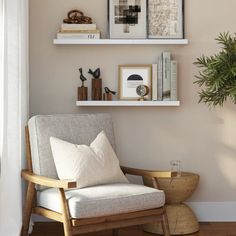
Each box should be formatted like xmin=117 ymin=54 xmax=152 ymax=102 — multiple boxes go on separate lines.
xmin=0 ymin=0 xmax=29 ymax=235
xmin=0 ymin=0 xmax=4 ymax=161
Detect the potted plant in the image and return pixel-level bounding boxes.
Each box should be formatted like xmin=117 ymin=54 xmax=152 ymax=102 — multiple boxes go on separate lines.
xmin=194 ymin=32 xmax=236 ymax=107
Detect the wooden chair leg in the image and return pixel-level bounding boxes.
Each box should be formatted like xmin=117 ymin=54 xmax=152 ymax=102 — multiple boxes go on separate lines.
xmin=112 ymin=229 xmax=119 ymax=236
xmin=59 ymin=188 xmax=73 ymax=236
xmin=21 ymin=182 xmax=35 ymax=236
xmin=161 ymin=208 xmax=170 ymax=236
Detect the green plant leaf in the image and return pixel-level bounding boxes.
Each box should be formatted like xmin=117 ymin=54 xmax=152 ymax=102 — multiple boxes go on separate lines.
xmin=194 ymin=32 xmax=236 ymax=107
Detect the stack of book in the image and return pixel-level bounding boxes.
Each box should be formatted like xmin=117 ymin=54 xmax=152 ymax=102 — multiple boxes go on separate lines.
xmin=152 ymin=52 xmax=178 ymax=101
xmin=57 ymin=23 xmax=101 ymax=39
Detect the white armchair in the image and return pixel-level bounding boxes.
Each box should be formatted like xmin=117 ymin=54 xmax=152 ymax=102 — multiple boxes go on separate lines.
xmin=21 ymin=114 xmax=170 ymax=236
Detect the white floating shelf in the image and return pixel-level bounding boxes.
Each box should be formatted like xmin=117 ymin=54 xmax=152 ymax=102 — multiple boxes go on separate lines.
xmin=76 ymin=101 xmax=180 ymax=107
xmin=54 ymin=39 xmax=188 ymax=45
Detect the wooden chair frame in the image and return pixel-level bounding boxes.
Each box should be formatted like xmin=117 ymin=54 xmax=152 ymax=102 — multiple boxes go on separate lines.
xmin=21 ymin=127 xmax=170 ymax=236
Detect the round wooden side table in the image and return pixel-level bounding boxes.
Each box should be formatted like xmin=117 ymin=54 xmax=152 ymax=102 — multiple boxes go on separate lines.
xmin=143 ymin=172 xmax=200 ymax=235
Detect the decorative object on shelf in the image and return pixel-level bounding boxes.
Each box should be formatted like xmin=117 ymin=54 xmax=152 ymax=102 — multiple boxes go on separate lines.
xmin=63 ymin=9 xmax=93 ymax=24
xmin=77 ymin=68 xmax=88 ymax=101
xmin=58 ymin=10 xmax=101 ymax=39
xmin=88 ymin=68 xmax=102 ymax=100
xmin=136 ymin=85 xmax=150 ymax=101
xmin=108 ymin=0 xmax=147 ymax=39
xmin=88 ymin=68 xmax=101 ymax=78
xmin=194 ymin=32 xmax=236 ymax=107
xmin=103 ymin=87 xmax=116 ymax=101
xmin=147 ymin=0 xmax=184 ymax=39
xmin=119 ymin=65 xmax=152 ymax=100
xmin=79 ymin=68 xmax=87 ymax=85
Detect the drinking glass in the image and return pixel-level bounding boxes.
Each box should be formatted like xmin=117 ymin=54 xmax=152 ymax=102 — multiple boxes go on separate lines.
xmin=170 ymin=160 xmax=181 ymax=177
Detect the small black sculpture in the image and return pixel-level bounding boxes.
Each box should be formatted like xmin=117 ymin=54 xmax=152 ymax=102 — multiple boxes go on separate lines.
xmin=88 ymin=68 xmax=101 ymax=79
xmin=104 ymin=87 xmax=116 ymax=95
xmin=63 ymin=9 xmax=93 ymax=24
xmin=103 ymin=87 xmax=116 ymax=101
xmin=77 ymin=68 xmax=88 ymax=101
xmin=79 ymin=68 xmax=87 ymax=86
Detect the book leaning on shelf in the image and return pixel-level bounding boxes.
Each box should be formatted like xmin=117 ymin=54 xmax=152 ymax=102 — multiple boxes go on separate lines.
xmin=162 ymin=52 xmax=171 ymax=101
xmin=170 ymin=61 xmax=178 ymax=101
xmin=152 ymin=64 xmax=158 ymax=101
xmin=157 ymin=55 xmax=163 ymax=101
xmin=152 ymin=52 xmax=178 ymax=102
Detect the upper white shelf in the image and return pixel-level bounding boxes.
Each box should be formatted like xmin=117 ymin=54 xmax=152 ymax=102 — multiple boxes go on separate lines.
xmin=76 ymin=100 xmax=180 ymax=107
xmin=53 ymin=39 xmax=188 ymax=45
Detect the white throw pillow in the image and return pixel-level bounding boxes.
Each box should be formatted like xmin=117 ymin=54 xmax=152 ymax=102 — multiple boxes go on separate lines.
xmin=50 ymin=131 xmax=128 ymax=188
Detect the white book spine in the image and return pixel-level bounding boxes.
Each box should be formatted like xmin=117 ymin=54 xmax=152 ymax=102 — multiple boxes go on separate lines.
xmin=57 ymin=33 xmax=100 ymax=39
xmin=61 ymin=24 xmax=97 ymax=31
xmin=171 ymin=60 xmax=178 ymax=101
xmin=162 ymin=52 xmax=171 ymax=101
xmin=157 ymin=55 xmax=163 ymax=101
xmin=152 ymin=64 xmax=158 ymax=101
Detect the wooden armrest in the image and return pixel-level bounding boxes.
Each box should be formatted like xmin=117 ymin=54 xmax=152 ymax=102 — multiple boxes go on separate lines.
xmin=21 ymin=170 xmax=77 ymax=189
xmin=120 ymin=166 xmax=172 ymax=178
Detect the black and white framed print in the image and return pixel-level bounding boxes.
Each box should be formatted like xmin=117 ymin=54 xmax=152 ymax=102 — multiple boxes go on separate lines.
xmin=108 ymin=0 xmax=147 ymax=39
xmin=148 ymin=0 xmax=184 ymax=39
xmin=119 ymin=65 xmax=152 ymax=100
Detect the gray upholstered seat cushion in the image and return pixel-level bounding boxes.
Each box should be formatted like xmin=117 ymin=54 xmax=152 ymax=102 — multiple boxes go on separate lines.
xmin=28 ymin=114 xmax=115 ymax=182
xmin=37 ymin=183 xmax=165 ymax=218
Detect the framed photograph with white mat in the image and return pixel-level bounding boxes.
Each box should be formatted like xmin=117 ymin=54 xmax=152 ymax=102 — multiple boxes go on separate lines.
xmin=119 ymin=65 xmax=152 ymax=100
xmin=108 ymin=0 xmax=147 ymax=39
xmin=147 ymin=0 xmax=184 ymax=39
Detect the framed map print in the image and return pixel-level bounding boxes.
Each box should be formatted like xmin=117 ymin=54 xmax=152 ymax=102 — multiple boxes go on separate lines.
xmin=108 ymin=0 xmax=147 ymax=39
xmin=147 ymin=0 xmax=184 ymax=39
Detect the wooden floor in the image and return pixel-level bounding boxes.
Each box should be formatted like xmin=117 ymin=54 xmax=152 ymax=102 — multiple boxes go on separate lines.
xmin=31 ymin=222 xmax=236 ymax=236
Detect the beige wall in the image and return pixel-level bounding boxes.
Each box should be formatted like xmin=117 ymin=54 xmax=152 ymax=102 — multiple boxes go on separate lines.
xmin=29 ymin=0 xmax=236 ymax=202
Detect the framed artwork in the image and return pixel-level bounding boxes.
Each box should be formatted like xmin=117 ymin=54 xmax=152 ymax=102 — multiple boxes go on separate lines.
xmin=119 ymin=65 xmax=152 ymax=100
xmin=147 ymin=0 xmax=184 ymax=39
xmin=108 ymin=0 xmax=147 ymax=39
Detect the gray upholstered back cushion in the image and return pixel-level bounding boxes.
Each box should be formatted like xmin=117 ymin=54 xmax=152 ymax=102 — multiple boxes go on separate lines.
xmin=28 ymin=114 xmax=115 ymax=181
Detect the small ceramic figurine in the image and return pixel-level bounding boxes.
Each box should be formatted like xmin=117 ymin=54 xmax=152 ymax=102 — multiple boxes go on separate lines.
xmin=104 ymin=87 xmax=116 ymax=95
xmin=104 ymin=87 xmax=116 ymax=101
xmin=79 ymin=68 xmax=87 ymax=87
xmin=77 ymin=67 xmax=88 ymax=101
xmin=88 ymin=68 xmax=101 ymax=79
xmin=89 ymin=68 xmax=102 ymax=100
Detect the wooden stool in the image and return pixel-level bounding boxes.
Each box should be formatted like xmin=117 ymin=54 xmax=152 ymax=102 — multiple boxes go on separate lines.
xmin=143 ymin=172 xmax=200 ymax=235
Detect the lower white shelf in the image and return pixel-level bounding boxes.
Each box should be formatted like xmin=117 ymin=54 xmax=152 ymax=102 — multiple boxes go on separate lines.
xmin=76 ymin=101 xmax=180 ymax=107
